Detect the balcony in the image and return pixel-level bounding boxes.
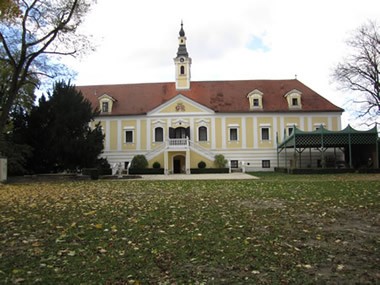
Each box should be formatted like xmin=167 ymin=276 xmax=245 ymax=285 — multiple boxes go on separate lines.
xmin=167 ymin=138 xmax=189 ymax=149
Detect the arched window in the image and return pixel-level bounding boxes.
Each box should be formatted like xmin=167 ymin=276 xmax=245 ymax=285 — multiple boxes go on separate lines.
xmin=198 ymin=126 xmax=207 ymax=141
xmin=180 ymin=66 xmax=185 ymax=75
xmin=154 ymin=127 xmax=163 ymax=142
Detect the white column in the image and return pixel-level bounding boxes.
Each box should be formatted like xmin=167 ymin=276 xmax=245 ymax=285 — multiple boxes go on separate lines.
xmin=337 ymin=115 xmax=342 ymax=130
xmin=189 ymin=117 xmax=194 ymax=141
xmin=279 ymin=116 xmax=284 ymax=142
xmin=136 ymin=119 xmax=141 ymax=150
xmin=300 ymin=116 xmax=305 ymax=131
xmin=273 ymin=116 xmax=278 ymax=149
xmin=253 ymin=117 xmax=258 ymax=149
xmin=117 ymin=119 xmax=122 ymax=151
xmin=328 ymin=116 xmax=332 ymax=130
xmin=221 ymin=117 xmax=226 ymax=149
xmin=146 ymin=118 xmax=151 ymax=151
xmin=242 ymin=117 xmax=246 ymax=149
xmin=308 ymin=118 xmax=312 ymax=131
xmin=186 ymin=149 xmax=191 ymax=174
xmin=211 ymin=117 xmax=216 ymax=149
xmin=164 ymin=151 xmax=169 ymax=175
xmin=105 ymin=120 xmax=110 ymax=151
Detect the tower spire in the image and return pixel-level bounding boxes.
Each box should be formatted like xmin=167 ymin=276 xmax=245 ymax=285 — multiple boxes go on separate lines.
xmin=177 ymin=21 xmax=188 ymax=57
xmin=179 ymin=20 xmax=185 ymax=37
xmin=174 ymin=21 xmax=191 ymax=90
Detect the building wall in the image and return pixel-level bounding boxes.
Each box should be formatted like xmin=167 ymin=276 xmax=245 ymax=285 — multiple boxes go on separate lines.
xmin=94 ymin=111 xmax=342 ymax=170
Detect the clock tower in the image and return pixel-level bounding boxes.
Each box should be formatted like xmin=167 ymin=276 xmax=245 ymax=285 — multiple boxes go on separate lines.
xmin=174 ymin=21 xmax=192 ymax=90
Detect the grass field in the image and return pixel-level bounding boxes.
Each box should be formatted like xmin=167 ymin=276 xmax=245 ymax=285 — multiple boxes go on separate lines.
xmin=0 ymin=173 xmax=379 ymax=284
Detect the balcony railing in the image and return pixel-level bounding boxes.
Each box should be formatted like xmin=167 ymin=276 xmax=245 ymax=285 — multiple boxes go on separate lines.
xmin=167 ymin=138 xmax=189 ymax=148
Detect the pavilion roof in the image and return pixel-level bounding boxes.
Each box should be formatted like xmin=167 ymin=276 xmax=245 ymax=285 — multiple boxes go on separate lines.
xmin=278 ymin=125 xmax=379 ymax=149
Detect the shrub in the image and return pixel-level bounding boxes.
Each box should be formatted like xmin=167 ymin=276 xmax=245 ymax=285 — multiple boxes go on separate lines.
xmin=214 ymin=154 xmax=227 ymax=168
xmin=152 ymin=161 xmax=161 ymax=169
xmin=130 ymin=155 xmax=148 ymax=169
xmin=198 ymin=161 xmax=206 ymax=169
xmin=96 ymin=158 xmax=110 ymax=169
xmin=83 ymin=168 xmax=99 ymax=180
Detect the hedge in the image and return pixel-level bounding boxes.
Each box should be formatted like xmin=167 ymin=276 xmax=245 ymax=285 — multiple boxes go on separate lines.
xmin=82 ymin=168 xmax=112 ymax=176
xmin=128 ymin=168 xmax=165 ymax=175
xmin=190 ymin=168 xmax=229 ymax=174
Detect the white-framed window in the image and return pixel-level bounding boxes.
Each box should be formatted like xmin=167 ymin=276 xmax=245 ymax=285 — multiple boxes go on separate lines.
xmin=262 ymin=160 xmax=271 ymax=168
xmin=198 ymin=126 xmax=208 ymax=141
xmin=101 ymin=101 xmax=109 ymax=113
xmin=284 ymin=89 xmax=302 ymax=109
xmin=261 ymin=127 xmax=270 ymax=141
xmin=98 ymin=94 xmax=115 ymax=113
xmin=125 ymin=130 xmax=134 ymax=143
xmin=229 ymin=128 xmax=238 ymax=141
xmin=247 ymin=89 xmax=264 ymax=110
xmin=154 ymin=127 xmax=164 ymax=142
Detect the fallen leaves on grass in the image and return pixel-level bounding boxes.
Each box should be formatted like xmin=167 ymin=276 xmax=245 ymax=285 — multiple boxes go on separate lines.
xmin=0 ymin=176 xmax=379 ymax=284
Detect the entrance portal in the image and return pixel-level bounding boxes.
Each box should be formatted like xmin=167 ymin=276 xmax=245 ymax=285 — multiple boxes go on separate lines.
xmin=173 ymin=155 xmax=185 ymax=174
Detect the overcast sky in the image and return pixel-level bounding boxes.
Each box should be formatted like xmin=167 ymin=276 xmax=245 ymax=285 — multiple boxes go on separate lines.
xmin=65 ymin=0 xmax=380 ymax=127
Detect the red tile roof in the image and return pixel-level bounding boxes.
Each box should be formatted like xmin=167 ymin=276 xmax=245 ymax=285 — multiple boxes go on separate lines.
xmin=77 ymin=79 xmax=343 ymax=116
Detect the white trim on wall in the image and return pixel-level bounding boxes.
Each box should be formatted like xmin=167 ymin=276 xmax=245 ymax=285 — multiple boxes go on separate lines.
xmin=273 ymin=116 xmax=278 ymax=148
xmin=242 ymin=117 xmax=246 ymax=149
xmin=117 ymin=120 xmax=122 ymax=151
xmin=146 ymin=118 xmax=151 ymax=150
xmin=221 ymin=117 xmax=226 ymax=149
xmin=136 ymin=120 xmax=141 ymax=150
xmin=105 ymin=120 xmax=110 ymax=151
xmin=211 ymin=117 xmax=216 ymax=149
xmin=253 ymin=117 xmax=258 ymax=149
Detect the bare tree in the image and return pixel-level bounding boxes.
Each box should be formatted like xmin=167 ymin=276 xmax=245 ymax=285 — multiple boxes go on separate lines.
xmin=0 ymin=0 xmax=95 ymax=138
xmin=332 ymin=20 xmax=380 ymax=127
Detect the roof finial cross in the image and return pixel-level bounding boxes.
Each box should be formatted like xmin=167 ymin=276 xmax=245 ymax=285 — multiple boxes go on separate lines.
xmin=179 ymin=20 xmax=185 ymax=37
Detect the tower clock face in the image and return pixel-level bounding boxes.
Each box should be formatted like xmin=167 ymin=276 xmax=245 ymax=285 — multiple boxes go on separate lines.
xmin=180 ymin=58 xmax=184 ymax=62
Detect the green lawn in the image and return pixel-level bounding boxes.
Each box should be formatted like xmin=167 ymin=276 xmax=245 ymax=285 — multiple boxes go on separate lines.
xmin=0 ymin=174 xmax=379 ymax=284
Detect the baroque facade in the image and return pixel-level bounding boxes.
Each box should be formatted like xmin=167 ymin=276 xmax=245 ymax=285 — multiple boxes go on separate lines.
xmin=79 ymin=23 xmax=343 ymax=173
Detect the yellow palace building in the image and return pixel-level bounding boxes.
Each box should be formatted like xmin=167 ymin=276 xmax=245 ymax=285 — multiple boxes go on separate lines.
xmin=79 ymin=23 xmax=343 ymax=174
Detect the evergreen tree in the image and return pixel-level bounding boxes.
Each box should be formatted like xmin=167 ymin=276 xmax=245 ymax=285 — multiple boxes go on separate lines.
xmin=1 ymin=105 xmax=33 ymax=175
xmin=27 ymin=81 xmax=103 ymax=173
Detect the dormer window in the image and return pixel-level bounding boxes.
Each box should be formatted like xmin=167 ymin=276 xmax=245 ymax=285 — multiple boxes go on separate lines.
xmin=98 ymin=94 xmax=116 ymax=114
xmin=284 ymin=89 xmax=302 ymax=110
xmin=247 ymin=89 xmax=264 ymax=110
